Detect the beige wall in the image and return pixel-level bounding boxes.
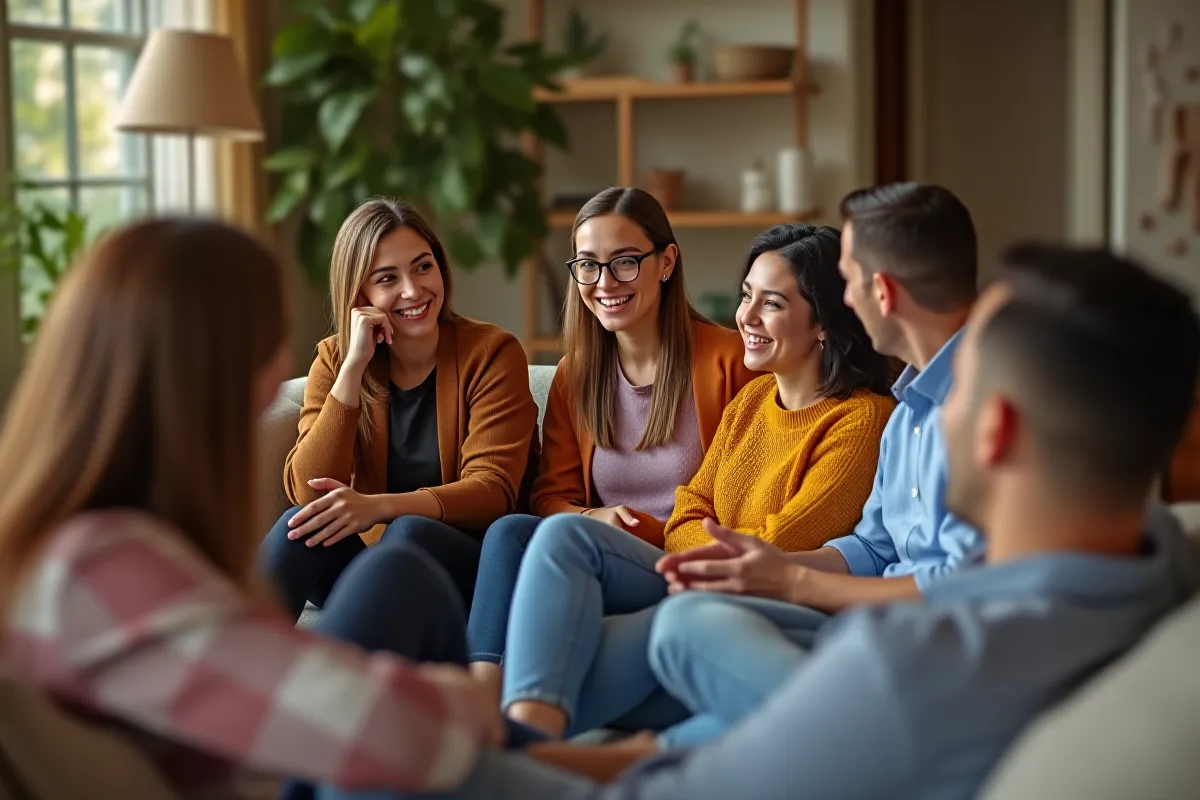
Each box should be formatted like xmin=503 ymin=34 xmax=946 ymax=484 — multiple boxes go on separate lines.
xmin=908 ymin=0 xmax=1071 ymax=280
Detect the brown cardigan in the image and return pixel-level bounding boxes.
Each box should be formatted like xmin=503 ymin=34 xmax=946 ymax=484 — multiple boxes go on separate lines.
xmin=283 ymin=316 xmax=539 ymax=544
xmin=530 ymin=320 xmax=759 ymax=548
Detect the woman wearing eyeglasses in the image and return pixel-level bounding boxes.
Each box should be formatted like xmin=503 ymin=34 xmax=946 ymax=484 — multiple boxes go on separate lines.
xmin=466 ymin=187 xmax=756 ymax=707
xmin=497 ymin=222 xmax=896 ymax=740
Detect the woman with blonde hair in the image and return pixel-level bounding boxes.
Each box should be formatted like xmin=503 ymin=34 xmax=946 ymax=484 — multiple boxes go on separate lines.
xmin=260 ymin=198 xmax=538 ymax=620
xmin=465 ymin=187 xmax=757 ymax=704
xmin=0 ymin=218 xmax=509 ymax=796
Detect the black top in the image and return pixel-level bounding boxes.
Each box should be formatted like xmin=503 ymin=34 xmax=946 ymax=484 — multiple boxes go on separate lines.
xmin=387 ymin=369 xmax=443 ymax=495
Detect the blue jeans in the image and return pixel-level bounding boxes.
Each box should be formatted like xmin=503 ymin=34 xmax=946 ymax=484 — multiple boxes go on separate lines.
xmin=502 ymin=514 xmax=689 ymax=735
xmin=259 ymin=508 xmax=482 ymax=621
xmin=465 ymin=514 xmax=540 ymax=664
xmin=278 ymin=542 xmax=545 ymax=800
xmin=650 ymin=592 xmax=830 ymax=747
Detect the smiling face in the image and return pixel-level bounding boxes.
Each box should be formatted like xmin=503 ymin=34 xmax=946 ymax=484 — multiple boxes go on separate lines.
xmin=358 ymin=226 xmax=445 ymax=342
xmin=736 ymin=250 xmax=822 ymax=375
xmin=572 ymin=213 xmax=675 ymax=335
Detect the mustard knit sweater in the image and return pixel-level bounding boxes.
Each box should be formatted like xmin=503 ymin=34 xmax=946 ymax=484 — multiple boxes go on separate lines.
xmin=662 ymin=375 xmax=896 ymax=554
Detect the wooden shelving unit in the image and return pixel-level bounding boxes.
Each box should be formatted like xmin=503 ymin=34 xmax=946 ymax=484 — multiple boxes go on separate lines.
xmin=521 ymin=0 xmax=814 ymax=360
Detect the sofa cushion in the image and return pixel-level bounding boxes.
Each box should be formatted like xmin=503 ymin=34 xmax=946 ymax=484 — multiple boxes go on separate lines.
xmin=980 ymin=503 xmax=1200 ymax=799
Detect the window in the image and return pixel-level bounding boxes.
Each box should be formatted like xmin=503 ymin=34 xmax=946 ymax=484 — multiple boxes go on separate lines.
xmin=1 ymin=0 xmax=215 ymax=326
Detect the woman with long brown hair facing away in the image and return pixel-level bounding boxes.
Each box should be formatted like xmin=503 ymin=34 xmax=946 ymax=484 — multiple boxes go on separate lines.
xmin=260 ymin=198 xmax=538 ymax=620
xmin=0 ymin=218 xmax=514 ymax=797
xmin=465 ymin=187 xmax=757 ymax=704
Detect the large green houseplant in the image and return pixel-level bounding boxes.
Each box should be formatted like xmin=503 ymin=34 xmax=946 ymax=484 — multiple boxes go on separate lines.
xmin=264 ymin=0 xmax=577 ymax=283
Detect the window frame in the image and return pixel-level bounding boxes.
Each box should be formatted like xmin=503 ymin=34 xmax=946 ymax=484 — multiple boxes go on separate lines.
xmin=0 ymin=0 xmax=156 ymax=214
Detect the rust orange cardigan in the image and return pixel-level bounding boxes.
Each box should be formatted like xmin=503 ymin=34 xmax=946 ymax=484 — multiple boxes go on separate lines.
xmin=283 ymin=316 xmax=539 ymax=544
xmin=530 ymin=320 xmax=759 ymax=548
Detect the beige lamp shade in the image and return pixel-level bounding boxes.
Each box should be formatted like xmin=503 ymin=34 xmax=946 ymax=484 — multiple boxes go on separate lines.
xmin=115 ymin=29 xmax=264 ymax=141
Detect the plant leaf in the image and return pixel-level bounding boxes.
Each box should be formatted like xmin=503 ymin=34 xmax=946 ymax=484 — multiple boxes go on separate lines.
xmin=263 ymin=51 xmax=328 ymax=86
xmin=532 ymin=104 xmax=568 ymax=149
xmin=348 ymin=0 xmax=382 ymax=24
xmin=475 ymin=209 xmax=507 ymax=258
xmin=266 ymin=170 xmax=311 ymax=223
xmin=272 ymin=20 xmax=330 ymax=58
xmin=446 ymin=226 xmax=485 ymax=270
xmin=324 ymin=144 xmax=368 ymax=190
xmin=318 ymin=87 xmax=377 ymax=152
xmin=355 ymin=2 xmax=401 ymax=62
xmin=436 ymin=160 xmax=470 ymax=214
xmin=263 ymin=145 xmax=318 ymax=172
xmin=478 ymin=64 xmax=535 ymax=112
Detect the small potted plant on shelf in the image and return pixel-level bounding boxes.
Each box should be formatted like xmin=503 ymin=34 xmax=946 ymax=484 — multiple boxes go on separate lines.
xmin=667 ymin=19 xmax=701 ymax=83
xmin=561 ymin=7 xmax=607 ymax=79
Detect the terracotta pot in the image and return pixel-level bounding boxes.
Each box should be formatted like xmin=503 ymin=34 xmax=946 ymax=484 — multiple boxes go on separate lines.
xmin=644 ymin=169 xmax=685 ymax=211
xmin=670 ymin=61 xmax=694 ymax=84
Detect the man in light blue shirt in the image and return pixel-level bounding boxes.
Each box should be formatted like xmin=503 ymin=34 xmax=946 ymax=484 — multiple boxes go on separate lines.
xmin=346 ymin=243 xmax=1200 ymax=800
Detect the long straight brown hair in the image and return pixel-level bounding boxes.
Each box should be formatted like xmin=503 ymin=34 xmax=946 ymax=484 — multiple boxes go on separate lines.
xmin=0 ymin=218 xmax=288 ymax=620
xmin=328 ymin=197 xmax=456 ymax=448
xmin=563 ymin=187 xmax=704 ymax=450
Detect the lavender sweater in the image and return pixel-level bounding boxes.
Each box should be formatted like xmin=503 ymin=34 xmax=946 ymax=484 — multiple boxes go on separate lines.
xmin=591 ymin=366 xmax=705 ymax=521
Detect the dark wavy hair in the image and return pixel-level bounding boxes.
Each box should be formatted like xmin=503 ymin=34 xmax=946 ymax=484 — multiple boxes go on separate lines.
xmin=741 ymin=223 xmax=893 ymax=399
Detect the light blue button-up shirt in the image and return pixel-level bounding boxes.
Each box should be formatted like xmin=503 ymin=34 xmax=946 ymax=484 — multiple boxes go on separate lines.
xmin=826 ymin=330 xmax=984 ymax=591
xmin=597 ymin=506 xmax=1196 ymax=800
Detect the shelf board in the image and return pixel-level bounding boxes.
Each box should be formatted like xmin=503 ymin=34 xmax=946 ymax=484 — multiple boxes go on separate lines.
xmin=534 ymin=78 xmax=811 ymax=104
xmin=548 ymin=209 xmax=820 ymax=229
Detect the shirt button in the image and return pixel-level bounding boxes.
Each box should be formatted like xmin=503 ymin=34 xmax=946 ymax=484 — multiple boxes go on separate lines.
xmin=911 ymin=487 xmax=919 ymax=498
xmin=913 ymin=426 xmax=921 ymax=436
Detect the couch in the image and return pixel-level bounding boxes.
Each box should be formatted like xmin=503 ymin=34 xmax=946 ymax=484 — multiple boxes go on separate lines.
xmin=256 ymin=368 xmax=1200 ymax=797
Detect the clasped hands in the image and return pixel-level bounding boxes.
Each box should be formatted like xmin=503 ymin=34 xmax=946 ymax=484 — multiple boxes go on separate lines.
xmin=655 ymin=518 xmax=806 ymax=604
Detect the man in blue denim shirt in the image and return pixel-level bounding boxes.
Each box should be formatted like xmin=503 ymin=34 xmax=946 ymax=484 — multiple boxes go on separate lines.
xmin=353 ymin=244 xmax=1200 ymax=800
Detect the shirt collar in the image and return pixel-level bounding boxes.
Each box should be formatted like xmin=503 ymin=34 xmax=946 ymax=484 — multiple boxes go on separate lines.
xmin=891 ymin=329 xmax=964 ymax=405
xmin=923 ymin=504 xmax=1195 ymax=607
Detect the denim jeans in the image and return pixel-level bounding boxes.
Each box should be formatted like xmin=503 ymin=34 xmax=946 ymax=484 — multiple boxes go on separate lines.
xmin=276 ymin=541 xmax=546 ymax=800
xmin=649 ymin=592 xmax=830 ymax=747
xmin=259 ymin=507 xmax=482 ymax=621
xmin=501 ymin=513 xmax=690 ymax=735
xmin=465 ymin=514 xmax=541 ymax=664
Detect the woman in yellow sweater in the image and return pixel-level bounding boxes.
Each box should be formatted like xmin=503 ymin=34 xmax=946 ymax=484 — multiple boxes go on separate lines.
xmin=502 ymin=224 xmax=896 ymax=739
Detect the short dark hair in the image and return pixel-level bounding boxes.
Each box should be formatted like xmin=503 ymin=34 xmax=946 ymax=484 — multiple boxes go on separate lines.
xmin=741 ymin=223 xmax=894 ymax=399
xmin=978 ymin=243 xmax=1199 ymax=504
xmin=839 ymin=182 xmax=978 ymax=312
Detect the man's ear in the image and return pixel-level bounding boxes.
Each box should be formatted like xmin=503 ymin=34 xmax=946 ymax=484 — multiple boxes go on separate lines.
xmin=977 ymin=395 xmax=1019 ymax=468
xmin=874 ymin=272 xmax=899 ymax=317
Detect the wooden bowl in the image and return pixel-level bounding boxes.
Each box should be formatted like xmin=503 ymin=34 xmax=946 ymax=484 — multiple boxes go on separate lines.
xmin=712 ymin=45 xmax=795 ymax=82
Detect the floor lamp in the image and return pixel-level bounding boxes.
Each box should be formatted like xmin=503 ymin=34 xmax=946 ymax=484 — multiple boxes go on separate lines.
xmin=115 ymin=29 xmax=264 ymax=214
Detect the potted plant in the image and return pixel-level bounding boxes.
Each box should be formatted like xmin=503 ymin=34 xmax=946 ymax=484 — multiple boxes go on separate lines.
xmin=561 ymin=7 xmax=607 ymax=79
xmin=0 ymin=193 xmax=95 ymax=336
xmin=263 ymin=0 xmax=578 ymax=284
xmin=667 ymin=20 xmax=701 ymax=83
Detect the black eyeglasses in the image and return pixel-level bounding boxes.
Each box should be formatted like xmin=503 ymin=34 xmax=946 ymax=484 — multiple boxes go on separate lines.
xmin=566 ymin=250 xmax=661 ymax=285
